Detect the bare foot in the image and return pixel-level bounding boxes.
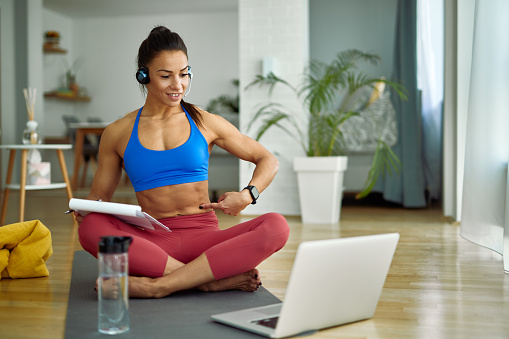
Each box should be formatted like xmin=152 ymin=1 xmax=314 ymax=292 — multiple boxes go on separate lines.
xmin=96 ymin=277 xmax=124 ymax=299
xmin=197 ymin=269 xmax=262 ymax=293
xmin=94 ymin=269 xmax=263 ymax=299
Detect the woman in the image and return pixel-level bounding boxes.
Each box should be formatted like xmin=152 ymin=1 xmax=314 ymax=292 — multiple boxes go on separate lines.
xmin=76 ymin=26 xmax=290 ymax=298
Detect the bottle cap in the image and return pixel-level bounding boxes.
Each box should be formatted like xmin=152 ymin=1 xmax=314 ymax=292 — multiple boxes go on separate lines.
xmin=98 ymin=236 xmax=132 ymax=254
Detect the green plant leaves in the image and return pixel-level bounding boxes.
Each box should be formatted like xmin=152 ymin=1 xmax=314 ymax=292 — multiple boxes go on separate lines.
xmin=245 ymin=49 xmax=407 ymax=198
xmin=205 ymin=79 xmax=239 ymax=114
xmin=356 ymin=140 xmax=401 ymax=199
xmin=244 ymin=72 xmax=296 ymax=97
xmin=247 ymin=103 xmax=306 ymax=149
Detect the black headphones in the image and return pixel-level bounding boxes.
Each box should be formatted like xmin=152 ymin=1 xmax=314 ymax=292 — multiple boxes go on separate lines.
xmin=135 ymin=66 xmax=193 ymax=85
xmin=136 ymin=67 xmax=150 ymax=84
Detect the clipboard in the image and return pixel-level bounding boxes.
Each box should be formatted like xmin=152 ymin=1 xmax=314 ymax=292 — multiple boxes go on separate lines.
xmin=68 ymin=198 xmax=171 ymax=232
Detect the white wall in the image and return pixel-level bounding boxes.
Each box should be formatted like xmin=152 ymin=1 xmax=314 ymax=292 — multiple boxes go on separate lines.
xmin=442 ymin=0 xmax=457 ymax=219
xmin=0 ymin=0 xmax=44 ymax=143
xmin=25 ymin=0 xmax=44 ymax=135
xmin=442 ymin=0 xmax=474 ymax=221
xmin=455 ymin=0 xmax=475 ymax=220
xmin=1 ymin=0 xmax=46 ymax=184
xmin=0 ymin=0 xmax=17 ymax=146
xmin=42 ymin=9 xmax=75 ymax=137
xmin=239 ymin=0 xmax=309 ymax=216
xmin=41 ymin=10 xmax=238 ymax=138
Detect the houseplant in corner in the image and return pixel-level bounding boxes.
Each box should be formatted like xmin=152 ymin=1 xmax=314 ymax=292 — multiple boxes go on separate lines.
xmin=246 ymin=49 xmax=407 ymax=223
xmin=205 ymin=79 xmax=240 ymax=155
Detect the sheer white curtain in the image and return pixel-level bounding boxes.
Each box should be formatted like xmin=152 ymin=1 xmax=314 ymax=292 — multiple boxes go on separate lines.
xmin=417 ymin=0 xmax=444 ymax=201
xmin=460 ymin=0 xmax=509 ymax=272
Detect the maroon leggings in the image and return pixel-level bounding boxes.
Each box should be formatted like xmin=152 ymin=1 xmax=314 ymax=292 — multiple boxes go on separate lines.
xmin=78 ymin=211 xmax=290 ymax=280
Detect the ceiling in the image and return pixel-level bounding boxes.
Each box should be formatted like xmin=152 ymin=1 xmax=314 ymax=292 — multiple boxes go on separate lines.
xmin=43 ymin=0 xmax=238 ymax=18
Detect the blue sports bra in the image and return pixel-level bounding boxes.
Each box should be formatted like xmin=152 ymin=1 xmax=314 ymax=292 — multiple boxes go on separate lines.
xmin=123 ymin=106 xmax=209 ymax=192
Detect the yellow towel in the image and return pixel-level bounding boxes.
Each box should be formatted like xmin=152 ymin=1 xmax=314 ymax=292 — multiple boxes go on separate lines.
xmin=0 ymin=220 xmax=53 ymax=280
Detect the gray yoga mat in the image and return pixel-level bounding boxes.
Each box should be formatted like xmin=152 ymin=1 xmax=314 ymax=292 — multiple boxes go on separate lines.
xmin=65 ymin=250 xmax=282 ymax=338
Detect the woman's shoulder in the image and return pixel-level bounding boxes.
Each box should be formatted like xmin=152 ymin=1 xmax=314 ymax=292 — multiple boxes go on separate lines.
xmin=197 ymin=108 xmax=232 ymax=127
xmin=102 ymin=110 xmax=138 ymax=139
xmin=196 ymin=108 xmax=240 ymax=142
xmin=107 ymin=110 xmax=137 ymax=128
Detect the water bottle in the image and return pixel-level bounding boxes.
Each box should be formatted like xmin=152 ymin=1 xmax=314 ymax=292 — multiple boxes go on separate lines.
xmin=97 ymin=236 xmax=132 ymax=335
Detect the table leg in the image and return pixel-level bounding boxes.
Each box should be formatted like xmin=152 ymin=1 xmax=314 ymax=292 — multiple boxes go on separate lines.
xmin=71 ymin=129 xmax=85 ymax=190
xmin=56 ymin=149 xmax=73 ymax=200
xmin=0 ymin=150 xmax=16 ymax=225
xmin=19 ymin=149 xmax=28 ymax=222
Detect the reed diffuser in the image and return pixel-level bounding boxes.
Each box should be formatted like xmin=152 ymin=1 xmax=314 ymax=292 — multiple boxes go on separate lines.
xmin=23 ymin=87 xmax=40 ymax=144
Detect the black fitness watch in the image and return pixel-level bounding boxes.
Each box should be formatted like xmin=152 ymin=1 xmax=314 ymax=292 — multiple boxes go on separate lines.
xmin=243 ymin=185 xmax=259 ymax=205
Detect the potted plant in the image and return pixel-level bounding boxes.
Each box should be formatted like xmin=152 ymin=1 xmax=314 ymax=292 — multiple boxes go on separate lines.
xmin=206 ymin=79 xmax=240 ymax=154
xmin=206 ymin=79 xmax=239 ymax=115
xmin=246 ymin=49 xmax=407 ymax=223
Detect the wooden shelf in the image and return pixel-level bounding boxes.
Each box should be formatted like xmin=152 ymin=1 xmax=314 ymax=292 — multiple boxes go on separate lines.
xmin=44 ymin=92 xmax=91 ymax=102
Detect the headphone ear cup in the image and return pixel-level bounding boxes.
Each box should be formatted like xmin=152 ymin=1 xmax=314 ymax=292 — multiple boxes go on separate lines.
xmin=136 ymin=67 xmax=150 ymax=84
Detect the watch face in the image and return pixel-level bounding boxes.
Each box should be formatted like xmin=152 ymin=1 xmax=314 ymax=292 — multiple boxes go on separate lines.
xmin=250 ymin=186 xmax=259 ymax=200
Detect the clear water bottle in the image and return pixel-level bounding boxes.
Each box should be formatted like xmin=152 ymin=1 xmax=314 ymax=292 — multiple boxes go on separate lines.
xmin=97 ymin=236 xmax=132 ymax=335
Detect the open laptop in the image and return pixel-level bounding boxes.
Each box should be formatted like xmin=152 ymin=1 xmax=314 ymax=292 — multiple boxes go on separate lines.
xmin=211 ymin=233 xmax=399 ymax=338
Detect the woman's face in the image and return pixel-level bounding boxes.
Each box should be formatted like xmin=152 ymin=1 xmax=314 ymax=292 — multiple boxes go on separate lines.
xmin=146 ymin=50 xmax=191 ymax=108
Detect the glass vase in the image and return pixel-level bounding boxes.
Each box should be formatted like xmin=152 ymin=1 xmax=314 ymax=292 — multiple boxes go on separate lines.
xmin=22 ymin=120 xmax=41 ymax=145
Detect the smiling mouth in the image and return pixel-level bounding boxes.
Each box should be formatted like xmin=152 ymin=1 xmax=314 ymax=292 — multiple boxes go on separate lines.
xmin=168 ymin=93 xmax=181 ymax=97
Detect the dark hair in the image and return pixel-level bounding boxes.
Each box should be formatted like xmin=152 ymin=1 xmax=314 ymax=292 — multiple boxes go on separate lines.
xmin=137 ymin=26 xmax=202 ymax=127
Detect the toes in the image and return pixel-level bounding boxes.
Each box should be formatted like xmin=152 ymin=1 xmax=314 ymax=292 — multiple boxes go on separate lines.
xmin=248 ymin=281 xmax=262 ymax=292
xmin=250 ymin=275 xmax=261 ymax=285
xmin=248 ymin=269 xmax=261 ymax=285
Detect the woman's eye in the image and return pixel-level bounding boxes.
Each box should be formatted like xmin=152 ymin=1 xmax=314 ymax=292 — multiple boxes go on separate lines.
xmin=161 ymin=75 xmax=170 ymax=79
xmin=180 ymin=73 xmax=189 ymax=78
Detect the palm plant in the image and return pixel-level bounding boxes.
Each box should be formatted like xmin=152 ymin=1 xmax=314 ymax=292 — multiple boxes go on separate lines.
xmin=246 ymin=49 xmax=407 ymax=198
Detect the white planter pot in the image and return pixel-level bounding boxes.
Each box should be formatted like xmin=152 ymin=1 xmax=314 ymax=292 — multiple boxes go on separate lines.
xmin=293 ymin=156 xmax=348 ymax=224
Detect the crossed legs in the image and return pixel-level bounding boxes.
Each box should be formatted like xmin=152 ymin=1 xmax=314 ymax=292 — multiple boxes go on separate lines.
xmin=127 ymin=253 xmax=261 ymax=298
xmin=80 ymin=212 xmax=289 ymax=298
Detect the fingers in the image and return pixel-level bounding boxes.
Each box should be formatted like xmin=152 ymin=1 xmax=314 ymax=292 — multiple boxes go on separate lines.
xmin=199 ymin=192 xmax=245 ymax=215
xmin=199 ymin=202 xmax=222 ymax=210
xmin=73 ymin=211 xmax=84 ymax=224
xmin=200 ymin=202 xmax=239 ymax=215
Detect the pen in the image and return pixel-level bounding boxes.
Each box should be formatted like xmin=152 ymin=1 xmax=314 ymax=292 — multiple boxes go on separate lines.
xmin=65 ymin=198 xmax=101 ymax=214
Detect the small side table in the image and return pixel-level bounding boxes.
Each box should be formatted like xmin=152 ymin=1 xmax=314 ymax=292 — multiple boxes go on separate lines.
xmin=0 ymin=144 xmax=73 ymax=224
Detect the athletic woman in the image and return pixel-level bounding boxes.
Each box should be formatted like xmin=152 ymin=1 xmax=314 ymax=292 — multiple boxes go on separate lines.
xmin=76 ymin=26 xmax=290 ymax=298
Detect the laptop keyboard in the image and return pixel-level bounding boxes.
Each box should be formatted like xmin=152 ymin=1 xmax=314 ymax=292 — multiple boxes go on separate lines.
xmin=252 ymin=316 xmax=279 ymax=329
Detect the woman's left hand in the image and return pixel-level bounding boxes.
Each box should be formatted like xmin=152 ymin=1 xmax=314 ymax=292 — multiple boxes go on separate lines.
xmin=199 ymin=190 xmax=252 ymax=216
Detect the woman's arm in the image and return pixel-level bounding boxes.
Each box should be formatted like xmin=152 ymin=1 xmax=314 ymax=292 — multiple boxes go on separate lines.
xmin=199 ymin=114 xmax=279 ymax=215
xmin=74 ymin=123 xmax=124 ymax=223
xmin=87 ymin=124 xmax=124 ymax=201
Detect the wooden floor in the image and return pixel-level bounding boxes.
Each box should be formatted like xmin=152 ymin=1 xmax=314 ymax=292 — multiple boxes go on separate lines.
xmin=1 ymin=190 xmax=509 ymax=339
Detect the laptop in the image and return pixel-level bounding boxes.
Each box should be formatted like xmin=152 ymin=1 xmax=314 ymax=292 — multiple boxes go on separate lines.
xmin=211 ymin=233 xmax=399 ymax=338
